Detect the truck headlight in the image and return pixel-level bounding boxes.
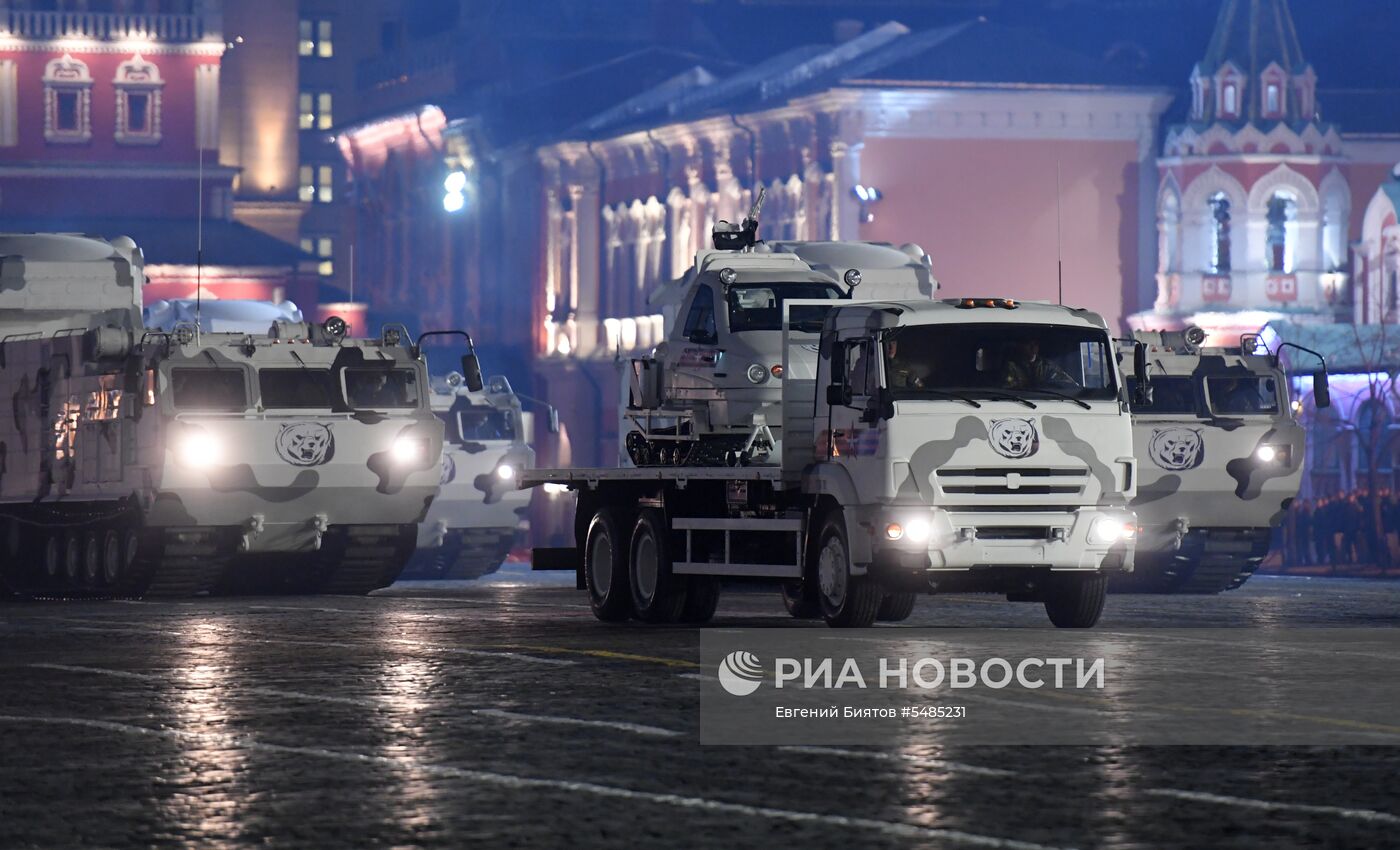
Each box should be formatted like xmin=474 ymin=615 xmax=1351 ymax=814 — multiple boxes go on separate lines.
xmin=1088 ymin=515 xmax=1137 ymax=546
xmin=495 ymin=463 xmax=516 ymax=481
xmin=746 ymin=363 xmax=769 ymax=384
xmin=1255 ymin=445 xmax=1289 ymax=464
xmin=175 ymin=429 xmax=222 ymax=469
xmin=884 ymin=517 xmax=932 ymax=544
xmin=390 ymin=436 xmax=428 ymax=465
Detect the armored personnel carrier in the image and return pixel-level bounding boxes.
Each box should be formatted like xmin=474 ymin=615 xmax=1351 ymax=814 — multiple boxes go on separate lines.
xmin=402 ymin=373 xmax=534 ymax=580
xmin=629 ymin=193 xmax=937 ymax=467
xmin=0 ymin=234 xmax=475 ymax=598
xmin=1115 ymin=326 xmax=1329 ymax=593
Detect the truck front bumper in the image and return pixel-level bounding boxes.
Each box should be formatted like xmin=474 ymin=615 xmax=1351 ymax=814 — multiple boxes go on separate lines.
xmin=863 ymin=506 xmax=1136 ymax=575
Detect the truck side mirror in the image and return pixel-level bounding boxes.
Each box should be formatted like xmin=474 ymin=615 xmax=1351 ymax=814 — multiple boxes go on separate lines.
xmin=1132 ymin=343 xmax=1152 ymax=407
xmin=461 ymin=354 xmax=485 ymax=392
xmin=547 ymin=407 xmax=561 ymax=434
xmin=1313 ymin=370 xmax=1331 ymax=410
xmin=826 ymin=383 xmax=852 ymax=407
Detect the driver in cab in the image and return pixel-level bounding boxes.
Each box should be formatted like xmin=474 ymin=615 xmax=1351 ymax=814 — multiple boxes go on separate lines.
xmin=1001 ymin=338 xmax=1072 ymax=389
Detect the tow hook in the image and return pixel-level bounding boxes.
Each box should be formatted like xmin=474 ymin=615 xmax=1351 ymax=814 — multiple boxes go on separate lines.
xmin=1171 ymin=517 xmax=1190 ymax=551
xmin=311 ymin=514 xmax=330 ymax=550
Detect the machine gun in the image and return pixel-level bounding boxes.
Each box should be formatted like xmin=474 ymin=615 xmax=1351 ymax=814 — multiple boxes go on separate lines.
xmin=711 ymin=187 xmax=766 ymax=251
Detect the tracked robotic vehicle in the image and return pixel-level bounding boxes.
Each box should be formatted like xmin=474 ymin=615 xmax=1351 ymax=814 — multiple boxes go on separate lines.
xmin=0 ymin=235 xmax=477 ymax=598
xmin=402 ymin=373 xmax=534 ymax=580
xmin=628 ymin=190 xmax=937 ymax=467
xmin=1115 ymin=326 xmax=1329 ymax=593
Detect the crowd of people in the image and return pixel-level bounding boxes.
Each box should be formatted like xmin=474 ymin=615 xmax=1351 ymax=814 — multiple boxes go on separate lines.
xmin=1277 ymin=489 xmax=1400 ymax=568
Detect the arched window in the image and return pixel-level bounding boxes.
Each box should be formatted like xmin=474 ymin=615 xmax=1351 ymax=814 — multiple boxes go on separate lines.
xmin=1209 ymin=192 xmax=1231 ymax=273
xmin=1266 ymin=192 xmax=1298 ymax=273
xmin=1222 ymin=84 xmax=1238 ymax=116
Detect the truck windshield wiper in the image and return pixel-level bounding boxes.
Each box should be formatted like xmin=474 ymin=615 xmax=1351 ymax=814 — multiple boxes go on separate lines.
xmin=914 ymin=389 xmax=981 ymax=408
xmin=983 ymin=393 xmax=1037 ymax=409
xmin=1004 ymin=387 xmax=1091 ymax=410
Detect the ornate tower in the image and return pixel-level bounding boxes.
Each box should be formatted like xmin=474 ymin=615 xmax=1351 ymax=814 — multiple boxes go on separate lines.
xmin=1133 ymin=0 xmax=1351 ymax=343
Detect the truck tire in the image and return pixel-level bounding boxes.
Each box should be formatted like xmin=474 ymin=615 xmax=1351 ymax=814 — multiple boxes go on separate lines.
xmin=780 ymin=582 xmax=821 ymax=619
xmin=1044 ymin=573 xmax=1107 ymax=628
xmin=680 ymin=577 xmax=721 ymax=624
xmin=584 ymin=507 xmax=631 ymax=622
xmin=877 ymin=591 xmax=917 ymax=622
xmin=812 ymin=509 xmax=882 ymax=628
xmin=628 ymin=509 xmax=687 ymax=623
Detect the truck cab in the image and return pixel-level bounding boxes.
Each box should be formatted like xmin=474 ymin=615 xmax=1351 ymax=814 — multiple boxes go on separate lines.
xmin=798 ymin=297 xmax=1139 ymax=623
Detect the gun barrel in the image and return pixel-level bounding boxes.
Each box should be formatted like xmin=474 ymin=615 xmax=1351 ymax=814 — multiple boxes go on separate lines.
xmin=746 ymin=186 xmax=767 ymax=222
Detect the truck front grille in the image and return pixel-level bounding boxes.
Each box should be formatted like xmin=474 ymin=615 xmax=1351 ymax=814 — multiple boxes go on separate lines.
xmin=936 ymin=467 xmax=1089 ymax=497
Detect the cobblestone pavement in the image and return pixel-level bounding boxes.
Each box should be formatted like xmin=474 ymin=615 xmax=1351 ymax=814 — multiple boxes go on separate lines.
xmin=3 ymin=569 xmax=1400 ymax=849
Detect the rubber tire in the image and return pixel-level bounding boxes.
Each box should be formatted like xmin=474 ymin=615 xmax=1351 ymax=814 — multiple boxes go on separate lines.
xmin=43 ymin=535 xmax=61 ymax=579
xmin=102 ymin=530 xmax=123 ymax=586
xmin=876 ymin=591 xmax=918 ymax=622
xmin=1044 ymin=573 xmax=1108 ymax=628
xmin=583 ymin=507 xmax=631 ymax=622
xmin=680 ymin=577 xmax=721 ymax=624
xmin=64 ymin=534 xmax=81 ymax=582
xmin=780 ymin=581 xmax=821 ymax=619
xmin=812 ymin=509 xmax=882 ymax=628
xmin=83 ymin=534 xmax=102 ymax=586
xmin=628 ymin=509 xmax=687 ymax=623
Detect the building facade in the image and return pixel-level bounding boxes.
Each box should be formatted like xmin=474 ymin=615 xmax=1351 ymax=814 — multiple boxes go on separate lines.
xmin=0 ymin=0 xmax=309 ymax=305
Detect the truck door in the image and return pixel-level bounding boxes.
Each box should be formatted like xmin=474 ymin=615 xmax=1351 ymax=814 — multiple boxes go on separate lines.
xmin=671 ymin=284 xmax=720 ymax=397
xmin=826 ymin=335 xmax=880 ymax=462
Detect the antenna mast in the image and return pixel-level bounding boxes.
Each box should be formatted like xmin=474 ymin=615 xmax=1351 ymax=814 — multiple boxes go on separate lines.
xmin=196 ymin=144 xmax=204 ymax=339
xmin=1055 ymin=160 xmax=1063 ymax=306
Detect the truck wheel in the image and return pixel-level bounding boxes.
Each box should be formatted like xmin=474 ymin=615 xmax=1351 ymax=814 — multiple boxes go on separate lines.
xmin=1044 ymin=573 xmax=1108 ymax=628
xmin=43 ymin=535 xmax=61 ymax=580
xmin=628 ymin=509 xmax=686 ymax=623
xmin=680 ymin=577 xmax=721 ymax=624
xmin=83 ymin=534 xmax=102 ymax=586
xmin=876 ymin=591 xmax=917 ymax=622
xmin=813 ymin=510 xmax=882 ymax=628
xmin=584 ymin=507 xmax=631 ymax=622
xmin=102 ymin=530 xmax=123 ymax=586
xmin=780 ymin=582 xmax=821 ymax=619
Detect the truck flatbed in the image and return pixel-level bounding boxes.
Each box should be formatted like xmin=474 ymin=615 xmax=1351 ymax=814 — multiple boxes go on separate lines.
xmin=521 ymin=465 xmax=784 ymax=489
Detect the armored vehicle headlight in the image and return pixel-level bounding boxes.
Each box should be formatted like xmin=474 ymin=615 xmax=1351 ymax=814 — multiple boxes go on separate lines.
xmin=884 ymin=523 xmax=904 ymax=541
xmin=843 ymin=268 xmax=862 ymax=288
xmin=495 ymin=463 xmax=516 ymax=481
xmin=1255 ymin=445 xmax=1289 ymax=464
xmin=905 ymin=518 xmax=932 ymax=544
xmin=746 ymin=363 xmax=769 ymax=384
xmin=719 ymin=267 xmax=738 ymax=286
xmin=175 ymin=429 xmax=222 ymax=469
xmin=1088 ymin=515 xmax=1136 ymax=545
xmin=390 ymin=435 xmax=428 ymax=465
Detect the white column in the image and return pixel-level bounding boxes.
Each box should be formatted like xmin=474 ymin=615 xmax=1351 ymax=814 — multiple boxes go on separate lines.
xmin=194 ymin=64 xmax=219 ymax=150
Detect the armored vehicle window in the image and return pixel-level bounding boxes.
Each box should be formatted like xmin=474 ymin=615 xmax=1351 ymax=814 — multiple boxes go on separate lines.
xmin=726 ymin=283 xmax=842 ymax=333
xmin=345 ymin=368 xmax=420 ymax=409
xmin=1127 ymin=377 xmax=1198 ymax=414
xmin=884 ymin=323 xmax=1117 ymax=401
xmin=1207 ymin=375 xmax=1280 ymax=415
xmin=259 ymin=369 xmax=338 ymax=409
xmin=682 ymin=286 xmax=717 ymax=343
xmin=171 ymin=369 xmax=248 ymax=411
xmin=457 ymin=406 xmax=515 ymax=441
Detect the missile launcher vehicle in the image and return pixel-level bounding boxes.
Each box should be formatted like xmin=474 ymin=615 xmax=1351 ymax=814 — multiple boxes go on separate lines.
xmin=0 ymin=234 xmax=476 ymax=598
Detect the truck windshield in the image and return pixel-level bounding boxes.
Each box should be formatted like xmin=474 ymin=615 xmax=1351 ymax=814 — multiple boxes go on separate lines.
xmin=1206 ymin=374 xmax=1281 ymax=415
xmin=727 ymin=283 xmax=842 ymax=332
xmin=439 ymin=405 xmax=515 ymax=442
xmin=344 ymin=368 xmax=420 ymax=409
xmin=171 ymin=368 xmax=248 ymax=411
xmin=883 ymin=323 xmax=1117 ymax=401
xmin=259 ymin=369 xmax=338 ymax=409
xmin=1126 ymin=377 xmax=1197 ymax=414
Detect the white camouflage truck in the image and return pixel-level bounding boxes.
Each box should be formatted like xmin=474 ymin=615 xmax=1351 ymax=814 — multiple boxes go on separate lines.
xmin=526 ymin=294 xmax=1142 ymax=628
xmin=0 ymin=234 xmax=475 ymax=598
xmin=629 ymin=191 xmax=937 ymax=467
xmin=1115 ymin=326 xmax=1330 ymax=593
xmin=402 ymin=373 xmax=534 ymax=580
